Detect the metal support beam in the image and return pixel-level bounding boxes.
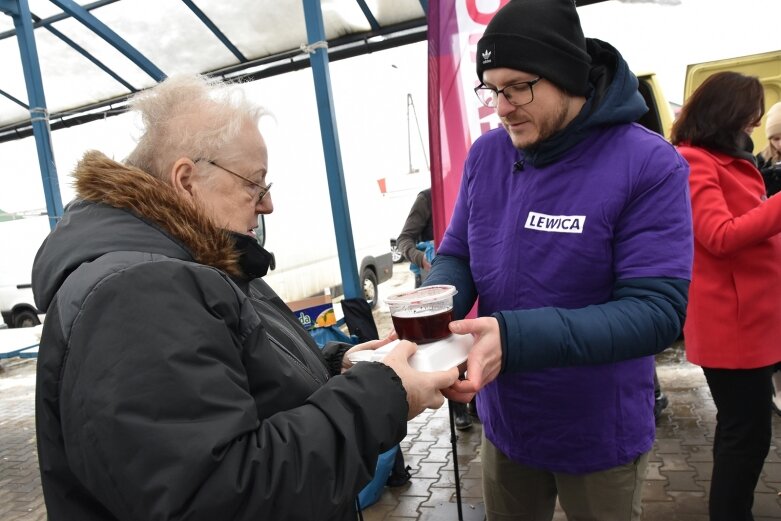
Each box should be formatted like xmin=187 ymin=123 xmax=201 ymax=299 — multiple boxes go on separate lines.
xmin=0 ymin=18 xmax=427 ymax=142
xmin=49 ymin=0 xmax=166 ymax=81
xmin=1 ymin=0 xmax=63 ymax=229
xmin=0 ymin=0 xmax=20 ymax=15
xmin=0 ymin=86 xmax=28 ymax=108
xmin=302 ymin=0 xmax=361 ymax=302
xmin=33 ymin=12 xmax=136 ymax=92
xmin=182 ymin=0 xmax=246 ymax=62
xmin=0 ymin=0 xmax=119 ymax=41
xmin=355 ymin=0 xmax=380 ymax=31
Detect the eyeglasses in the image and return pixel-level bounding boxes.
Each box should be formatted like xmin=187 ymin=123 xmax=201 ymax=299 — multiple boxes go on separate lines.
xmin=474 ymin=77 xmax=543 ymax=108
xmin=196 ymin=158 xmax=272 ymax=204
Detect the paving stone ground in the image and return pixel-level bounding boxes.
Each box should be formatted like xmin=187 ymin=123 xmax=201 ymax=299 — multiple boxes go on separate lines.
xmin=2 ymin=263 xmax=780 ymax=520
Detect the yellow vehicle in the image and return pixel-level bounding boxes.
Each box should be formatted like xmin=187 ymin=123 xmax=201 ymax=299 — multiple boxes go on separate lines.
xmin=635 ymin=51 xmax=781 ymax=153
xmin=636 ymin=72 xmax=676 ymax=139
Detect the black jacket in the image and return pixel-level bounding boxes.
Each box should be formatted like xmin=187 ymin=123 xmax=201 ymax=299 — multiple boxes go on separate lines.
xmin=396 ymin=188 xmax=433 ymax=268
xmin=32 ymin=151 xmax=408 ymax=521
xmin=757 ymin=153 xmax=781 ymax=196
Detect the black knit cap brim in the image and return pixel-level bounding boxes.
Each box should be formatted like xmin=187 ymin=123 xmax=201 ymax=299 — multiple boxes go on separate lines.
xmin=476 ymin=0 xmax=592 ymax=96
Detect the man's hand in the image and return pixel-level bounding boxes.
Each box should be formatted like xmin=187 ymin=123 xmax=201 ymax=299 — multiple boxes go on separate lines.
xmin=381 ymin=341 xmax=460 ymax=420
xmin=443 ymin=317 xmax=503 ymax=402
xmin=342 ymin=332 xmax=397 ymax=372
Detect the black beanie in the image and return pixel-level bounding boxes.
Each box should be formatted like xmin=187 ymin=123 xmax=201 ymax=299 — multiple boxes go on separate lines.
xmin=476 ymin=0 xmax=592 ymax=96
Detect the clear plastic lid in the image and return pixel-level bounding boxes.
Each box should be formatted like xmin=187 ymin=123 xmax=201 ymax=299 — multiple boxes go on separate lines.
xmin=385 ymin=284 xmax=458 ymax=306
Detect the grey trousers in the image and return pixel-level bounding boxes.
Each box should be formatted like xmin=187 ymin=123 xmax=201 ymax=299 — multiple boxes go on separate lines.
xmin=482 ymin=437 xmax=649 ymax=521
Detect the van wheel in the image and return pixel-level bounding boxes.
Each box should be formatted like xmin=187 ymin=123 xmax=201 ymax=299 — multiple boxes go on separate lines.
xmin=12 ymin=309 xmax=40 ymax=328
xmin=362 ymin=269 xmax=379 ymax=309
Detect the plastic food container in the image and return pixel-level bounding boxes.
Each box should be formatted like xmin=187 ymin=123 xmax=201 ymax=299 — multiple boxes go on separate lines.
xmin=346 ymin=334 xmax=473 ymax=372
xmin=385 ymin=285 xmax=458 ymax=344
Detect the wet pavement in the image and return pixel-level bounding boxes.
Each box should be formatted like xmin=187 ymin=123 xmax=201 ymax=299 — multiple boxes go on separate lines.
xmin=356 ymin=342 xmax=781 ymax=521
xmin=2 ymin=263 xmax=781 ymax=520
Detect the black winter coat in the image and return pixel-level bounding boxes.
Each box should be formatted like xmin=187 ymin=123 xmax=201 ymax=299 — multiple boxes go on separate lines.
xmin=757 ymin=153 xmax=781 ymax=196
xmin=32 ymin=152 xmax=408 ymax=521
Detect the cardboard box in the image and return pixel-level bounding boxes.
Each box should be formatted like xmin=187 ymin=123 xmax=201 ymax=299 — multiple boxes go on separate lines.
xmin=287 ymin=294 xmax=336 ymax=330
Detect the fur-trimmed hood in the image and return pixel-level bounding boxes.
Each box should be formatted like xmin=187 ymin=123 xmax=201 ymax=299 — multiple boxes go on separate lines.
xmin=33 ymin=151 xmax=241 ymax=312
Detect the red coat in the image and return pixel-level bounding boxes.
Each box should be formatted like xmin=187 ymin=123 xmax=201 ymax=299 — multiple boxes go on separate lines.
xmin=680 ymin=145 xmax=781 ymax=369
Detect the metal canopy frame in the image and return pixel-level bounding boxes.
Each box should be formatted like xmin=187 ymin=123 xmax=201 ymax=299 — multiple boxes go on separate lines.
xmin=0 ymin=0 xmax=428 ymax=302
xmin=0 ymin=17 xmax=427 ymax=143
xmin=0 ymin=0 xmax=62 ymax=229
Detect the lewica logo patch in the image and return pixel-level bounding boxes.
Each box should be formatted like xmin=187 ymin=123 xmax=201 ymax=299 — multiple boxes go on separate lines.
xmin=524 ymin=212 xmax=586 ymax=234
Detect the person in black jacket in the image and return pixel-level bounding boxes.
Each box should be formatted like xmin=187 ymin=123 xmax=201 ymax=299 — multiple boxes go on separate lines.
xmin=31 ymin=75 xmax=458 ymax=521
xmin=397 ymin=188 xmax=434 ymax=288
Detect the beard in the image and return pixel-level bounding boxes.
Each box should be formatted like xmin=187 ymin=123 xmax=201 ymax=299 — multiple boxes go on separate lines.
xmin=503 ymin=94 xmax=570 ymax=150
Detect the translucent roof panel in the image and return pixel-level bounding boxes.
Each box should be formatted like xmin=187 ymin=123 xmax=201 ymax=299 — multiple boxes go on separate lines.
xmin=24 ymin=21 xmax=152 ymax=118
xmin=372 ymin=0 xmax=426 ymax=25
xmin=0 ymin=37 xmax=30 ymax=124
xmin=88 ymin=0 xmax=237 ymax=76
xmin=0 ymin=14 xmax=12 ymax=32
xmin=26 ymin=0 xmax=65 ymax=18
xmin=0 ymin=0 xmax=426 ymax=132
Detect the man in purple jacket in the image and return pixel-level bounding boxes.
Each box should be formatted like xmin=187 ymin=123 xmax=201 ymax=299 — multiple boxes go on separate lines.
xmin=424 ymin=0 xmax=693 ymax=519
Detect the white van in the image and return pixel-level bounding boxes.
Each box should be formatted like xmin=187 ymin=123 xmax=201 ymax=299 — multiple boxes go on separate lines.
xmin=0 ymin=215 xmax=49 ymax=328
xmin=0 ymin=283 xmax=39 ymax=328
xmin=258 ymin=170 xmax=428 ymax=308
xmin=248 ymin=50 xmax=430 ymax=308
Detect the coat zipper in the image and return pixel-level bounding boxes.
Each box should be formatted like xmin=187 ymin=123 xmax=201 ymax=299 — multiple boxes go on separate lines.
xmin=266 ymin=334 xmax=325 ymax=386
xmin=250 ymin=297 xmax=329 ymax=384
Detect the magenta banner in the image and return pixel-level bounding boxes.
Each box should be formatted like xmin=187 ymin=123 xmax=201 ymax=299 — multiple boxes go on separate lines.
xmin=427 ymin=0 xmax=508 ymax=242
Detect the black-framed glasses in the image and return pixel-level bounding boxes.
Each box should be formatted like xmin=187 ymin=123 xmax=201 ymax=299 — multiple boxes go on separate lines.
xmin=196 ymin=158 xmax=272 ymax=203
xmin=474 ymin=77 xmax=542 ymax=108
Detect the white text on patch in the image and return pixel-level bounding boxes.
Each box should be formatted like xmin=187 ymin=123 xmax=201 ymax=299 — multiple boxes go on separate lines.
xmin=524 ymin=212 xmax=586 ymax=234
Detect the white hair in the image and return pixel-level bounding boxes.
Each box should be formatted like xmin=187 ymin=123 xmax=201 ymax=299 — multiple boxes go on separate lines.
xmin=125 ymin=75 xmax=267 ymax=180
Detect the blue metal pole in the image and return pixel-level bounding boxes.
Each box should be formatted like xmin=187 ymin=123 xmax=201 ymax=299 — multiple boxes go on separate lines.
xmin=301 ymin=0 xmax=361 ymax=301
xmin=1 ymin=0 xmax=63 ymax=229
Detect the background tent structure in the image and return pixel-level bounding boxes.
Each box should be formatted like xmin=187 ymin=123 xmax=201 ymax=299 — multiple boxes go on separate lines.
xmin=0 ymin=0 xmax=431 ymax=302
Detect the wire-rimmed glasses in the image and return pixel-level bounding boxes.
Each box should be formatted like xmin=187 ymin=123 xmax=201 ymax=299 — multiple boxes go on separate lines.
xmin=196 ymin=158 xmax=272 ymax=203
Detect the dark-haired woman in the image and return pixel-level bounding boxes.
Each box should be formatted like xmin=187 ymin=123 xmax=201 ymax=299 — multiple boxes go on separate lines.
xmin=671 ymin=71 xmax=781 ymax=521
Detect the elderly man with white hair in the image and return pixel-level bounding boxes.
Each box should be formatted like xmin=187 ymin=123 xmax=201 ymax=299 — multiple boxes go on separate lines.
xmin=32 ymin=75 xmax=458 ymax=521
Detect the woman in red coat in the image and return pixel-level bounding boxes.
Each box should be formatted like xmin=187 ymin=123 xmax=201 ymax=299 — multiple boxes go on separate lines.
xmin=672 ymin=71 xmax=781 ymax=521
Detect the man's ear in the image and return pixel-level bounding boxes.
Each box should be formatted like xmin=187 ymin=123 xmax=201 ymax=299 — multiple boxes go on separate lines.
xmin=170 ymin=158 xmax=197 ymax=199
